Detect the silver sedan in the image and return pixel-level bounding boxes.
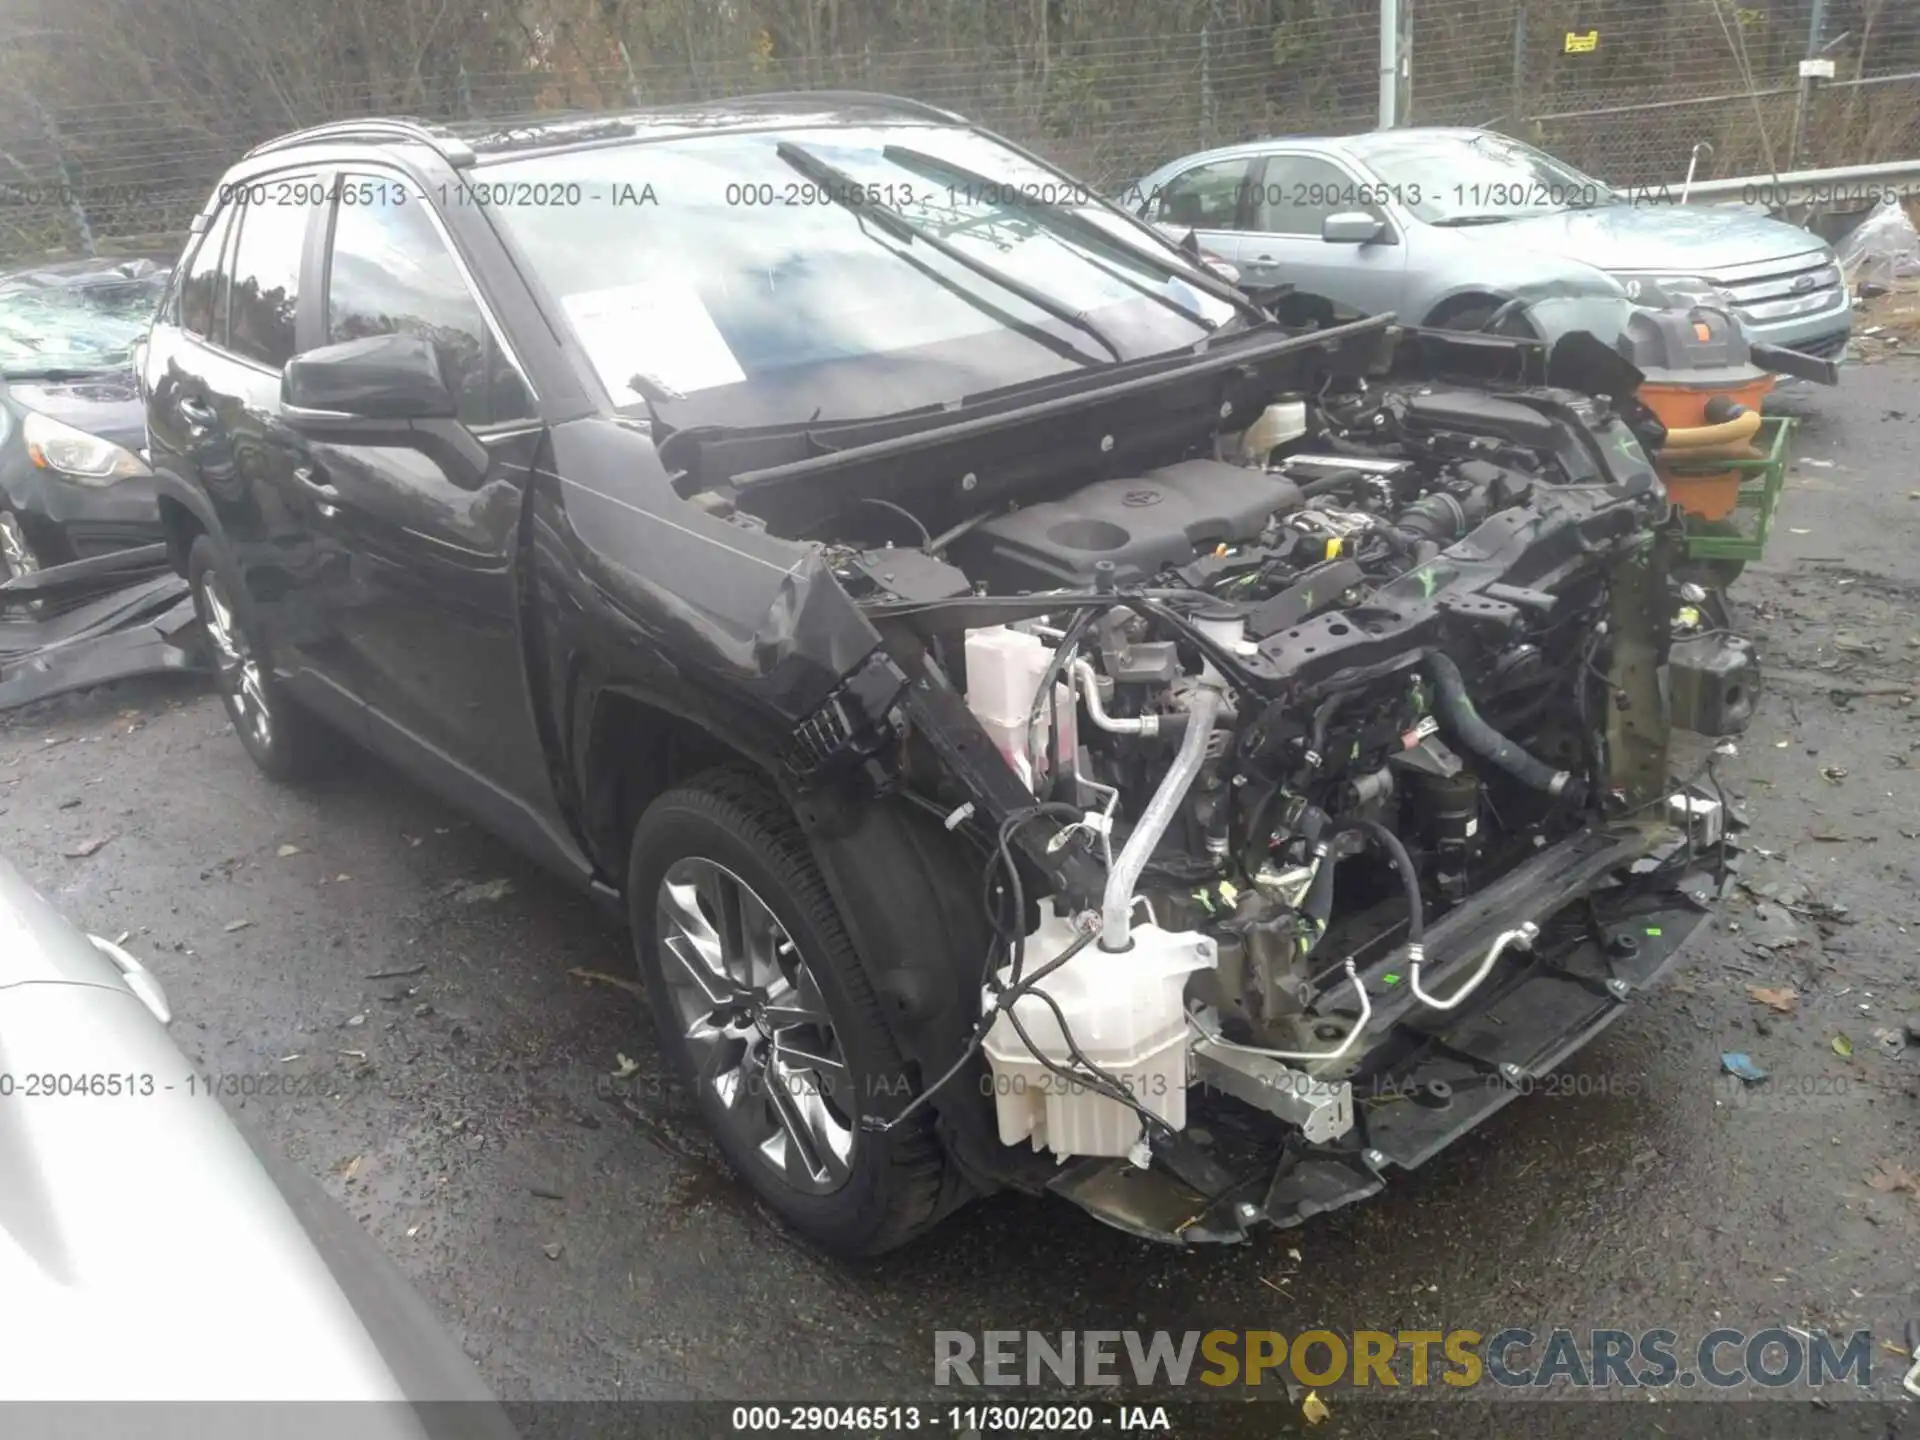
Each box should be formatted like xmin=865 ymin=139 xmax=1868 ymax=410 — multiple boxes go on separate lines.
xmin=1126 ymin=128 xmax=1851 ymax=357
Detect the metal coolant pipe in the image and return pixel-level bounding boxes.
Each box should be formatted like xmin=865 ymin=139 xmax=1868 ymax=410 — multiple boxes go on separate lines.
xmin=1100 ymin=686 xmax=1224 ymax=950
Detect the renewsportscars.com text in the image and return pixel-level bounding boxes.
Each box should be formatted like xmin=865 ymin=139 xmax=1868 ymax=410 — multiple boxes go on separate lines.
xmin=934 ymin=1327 xmax=1875 ymax=1391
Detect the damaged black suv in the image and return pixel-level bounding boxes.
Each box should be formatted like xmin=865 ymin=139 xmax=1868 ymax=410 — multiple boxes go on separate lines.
xmin=145 ymin=94 xmax=1751 ymax=1256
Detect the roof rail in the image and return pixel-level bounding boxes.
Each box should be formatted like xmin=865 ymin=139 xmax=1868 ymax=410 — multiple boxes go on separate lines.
xmin=713 ymin=90 xmax=970 ymax=126
xmin=245 ymin=118 xmax=477 ymax=168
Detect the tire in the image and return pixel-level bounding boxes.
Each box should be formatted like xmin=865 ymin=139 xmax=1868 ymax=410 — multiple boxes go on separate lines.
xmin=187 ymin=533 xmax=323 ymax=781
xmin=627 ymin=766 xmax=947 ymax=1257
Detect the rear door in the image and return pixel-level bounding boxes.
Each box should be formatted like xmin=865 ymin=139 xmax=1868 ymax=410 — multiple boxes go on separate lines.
xmin=1236 ymin=151 xmax=1409 ymax=316
xmin=301 ymin=170 xmax=569 ymax=856
xmin=145 ymin=175 xmax=368 ymax=724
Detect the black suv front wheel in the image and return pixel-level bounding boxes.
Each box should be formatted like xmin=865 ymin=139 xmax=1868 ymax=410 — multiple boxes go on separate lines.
xmin=627 ymin=766 xmax=946 ymax=1257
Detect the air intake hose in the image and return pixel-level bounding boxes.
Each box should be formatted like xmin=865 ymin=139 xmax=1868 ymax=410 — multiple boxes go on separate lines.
xmin=1424 ymin=652 xmax=1589 ymax=808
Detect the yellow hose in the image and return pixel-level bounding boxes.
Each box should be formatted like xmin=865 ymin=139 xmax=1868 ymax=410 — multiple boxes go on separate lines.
xmin=1660 ymin=408 xmax=1763 ymax=450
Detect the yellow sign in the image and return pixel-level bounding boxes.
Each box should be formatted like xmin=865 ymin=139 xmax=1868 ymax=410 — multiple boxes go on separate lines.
xmin=1565 ymin=29 xmax=1599 ymax=53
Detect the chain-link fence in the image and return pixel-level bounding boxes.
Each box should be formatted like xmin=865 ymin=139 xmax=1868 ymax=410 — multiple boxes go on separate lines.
xmin=0 ymin=0 xmax=1915 ymax=262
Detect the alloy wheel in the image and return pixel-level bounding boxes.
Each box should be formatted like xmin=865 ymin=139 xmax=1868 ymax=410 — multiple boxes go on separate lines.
xmin=0 ymin=511 xmax=39 ymax=580
xmin=197 ymin=567 xmax=273 ymax=752
xmin=654 ymin=856 xmax=856 ymax=1193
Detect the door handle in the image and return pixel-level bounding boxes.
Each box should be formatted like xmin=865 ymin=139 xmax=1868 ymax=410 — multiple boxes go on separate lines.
xmin=292 ymin=464 xmax=338 ymax=499
xmin=178 ymin=396 xmax=216 ymax=428
xmin=1254 ymin=254 xmax=1277 ymax=263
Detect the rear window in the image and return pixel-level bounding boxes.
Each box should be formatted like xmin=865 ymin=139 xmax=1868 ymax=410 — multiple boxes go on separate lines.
xmin=481 ymin=125 xmax=1237 ymax=422
xmin=0 ymin=259 xmax=168 ymax=380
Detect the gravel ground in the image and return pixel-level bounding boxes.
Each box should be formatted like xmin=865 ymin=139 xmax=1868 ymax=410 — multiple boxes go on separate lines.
xmin=4 ymin=364 xmax=1919 ymax=1437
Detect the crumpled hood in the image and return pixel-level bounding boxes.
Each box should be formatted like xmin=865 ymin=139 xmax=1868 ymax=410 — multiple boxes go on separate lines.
xmin=4 ymin=371 xmax=145 ymax=453
xmin=1485 ymin=203 xmax=1828 ymax=276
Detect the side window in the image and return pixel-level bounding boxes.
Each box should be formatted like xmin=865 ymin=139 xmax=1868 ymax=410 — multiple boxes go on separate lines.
xmin=225 ymin=186 xmax=315 ymax=367
xmin=325 ymin=177 xmax=534 ymax=427
xmin=1251 ymin=156 xmax=1379 ymax=237
xmin=180 ymin=204 xmax=236 ymax=341
xmin=1152 ymin=159 xmax=1253 ymax=231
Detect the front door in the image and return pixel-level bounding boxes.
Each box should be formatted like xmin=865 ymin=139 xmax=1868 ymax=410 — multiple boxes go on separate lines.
xmin=299 ymin=172 xmax=572 ymax=856
xmin=1235 ymin=153 xmax=1410 ymax=318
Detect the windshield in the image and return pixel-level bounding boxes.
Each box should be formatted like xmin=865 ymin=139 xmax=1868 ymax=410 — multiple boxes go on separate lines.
xmin=0 ymin=260 xmax=167 ymax=379
xmin=481 ymin=125 xmax=1239 ymax=421
xmin=1347 ymin=132 xmax=1614 ymax=226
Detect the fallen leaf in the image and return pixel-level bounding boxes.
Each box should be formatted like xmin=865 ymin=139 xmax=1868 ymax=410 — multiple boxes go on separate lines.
xmin=1302 ymin=1391 xmax=1330 ymax=1425
xmin=342 ymin=1155 xmax=363 ymax=1180
xmin=1866 ymin=1160 xmax=1918 ymax=1195
xmin=276 ymin=843 xmax=302 ymax=858
xmin=1832 ymin=1033 xmax=1854 ymax=1058
xmin=611 ymin=1052 xmax=640 ymax=1080
xmin=569 ymin=966 xmax=644 ymax=997
xmin=1748 ymin=985 xmax=1798 ymax=1013
xmin=61 ymin=836 xmax=110 ymax=858
xmin=452 ymin=878 xmax=513 ymax=904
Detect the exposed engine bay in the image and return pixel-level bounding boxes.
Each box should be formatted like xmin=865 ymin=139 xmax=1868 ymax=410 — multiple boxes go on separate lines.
xmin=681 ymin=317 xmax=1750 ymax=1242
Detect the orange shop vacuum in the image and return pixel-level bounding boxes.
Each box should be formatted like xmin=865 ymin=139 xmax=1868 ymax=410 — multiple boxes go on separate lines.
xmin=1615 ymin=299 xmax=1836 ymax=524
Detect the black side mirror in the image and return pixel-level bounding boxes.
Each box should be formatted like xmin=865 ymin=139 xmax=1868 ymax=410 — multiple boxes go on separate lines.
xmin=280 ymin=333 xmax=488 ymax=488
xmin=282 ymin=333 xmax=456 ymax=420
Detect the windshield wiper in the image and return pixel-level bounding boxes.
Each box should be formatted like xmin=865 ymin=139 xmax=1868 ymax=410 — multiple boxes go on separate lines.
xmin=879 ymin=143 xmax=1258 ymax=329
xmin=774 ymin=140 xmax=1121 ymax=363
xmin=1 ymin=365 xmax=116 ymax=382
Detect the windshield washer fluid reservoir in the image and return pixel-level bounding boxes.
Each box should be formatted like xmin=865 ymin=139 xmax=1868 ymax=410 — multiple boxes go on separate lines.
xmin=982 ymin=911 xmax=1212 ymax=1160
xmin=964 ymin=626 xmax=1076 ymax=792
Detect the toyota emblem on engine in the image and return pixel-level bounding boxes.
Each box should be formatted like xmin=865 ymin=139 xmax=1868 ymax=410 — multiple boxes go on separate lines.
xmin=1123 ymin=489 xmax=1163 ymax=506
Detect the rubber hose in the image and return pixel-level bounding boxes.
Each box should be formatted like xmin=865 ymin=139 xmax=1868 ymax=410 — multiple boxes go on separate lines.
xmin=1424 ymin=652 xmax=1589 ymax=808
xmin=1345 ymin=818 xmax=1425 ymax=945
xmin=1661 ymin=409 xmax=1763 ymax=450
xmin=1300 ymin=818 xmax=1425 ymax=953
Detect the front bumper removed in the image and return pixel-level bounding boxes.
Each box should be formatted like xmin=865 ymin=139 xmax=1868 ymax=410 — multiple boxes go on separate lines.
xmin=1043 ymin=818 xmax=1724 ymax=1244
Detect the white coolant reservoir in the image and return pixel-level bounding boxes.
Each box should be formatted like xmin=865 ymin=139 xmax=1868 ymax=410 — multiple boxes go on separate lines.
xmin=963 ymin=626 xmax=1077 ymax=792
xmin=981 ymin=911 xmax=1212 ymax=1161
xmin=1241 ymin=396 xmax=1308 ymax=463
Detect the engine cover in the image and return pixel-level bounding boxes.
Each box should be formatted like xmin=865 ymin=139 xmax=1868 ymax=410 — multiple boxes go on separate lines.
xmin=950 ymin=459 xmax=1303 ymax=592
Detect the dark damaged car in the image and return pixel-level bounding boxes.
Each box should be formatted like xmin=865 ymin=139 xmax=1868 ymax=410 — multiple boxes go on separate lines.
xmin=143 ymin=97 xmax=1753 ymax=1257
xmin=0 ymin=256 xmax=169 ymax=579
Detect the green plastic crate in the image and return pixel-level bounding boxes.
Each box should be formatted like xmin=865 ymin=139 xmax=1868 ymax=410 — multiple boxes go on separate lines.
xmin=1671 ymin=413 xmax=1796 ymax=565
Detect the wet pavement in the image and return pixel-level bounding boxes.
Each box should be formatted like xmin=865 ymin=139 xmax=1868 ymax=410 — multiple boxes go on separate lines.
xmin=3 ymin=365 xmax=1919 ymax=1437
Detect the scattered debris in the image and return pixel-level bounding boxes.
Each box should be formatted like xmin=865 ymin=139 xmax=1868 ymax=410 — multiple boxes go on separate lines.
xmin=1819 ymin=765 xmax=1849 ymax=784
xmin=365 ymin=964 xmax=428 ymax=981
xmin=1301 ymin=1391 xmax=1329 ymax=1425
xmin=342 ymin=1156 xmax=363 ymax=1181
xmin=542 ymin=1242 xmax=563 ymax=1260
xmin=531 ymin=1186 xmax=566 ymax=1201
xmin=60 ymin=835 xmax=110 ymax=858
xmin=1722 ymin=1053 xmax=1768 ymax=1083
xmin=346 ymin=1013 xmax=366 ymax=1028
xmin=569 ymin=966 xmax=644 ymax=997
xmin=276 ymin=843 xmax=302 ymax=857
xmin=611 ymin=1052 xmax=641 ymax=1080
xmin=222 ymin=919 xmax=251 ymax=932
xmin=1747 ymin=986 xmax=1798 ymax=1014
